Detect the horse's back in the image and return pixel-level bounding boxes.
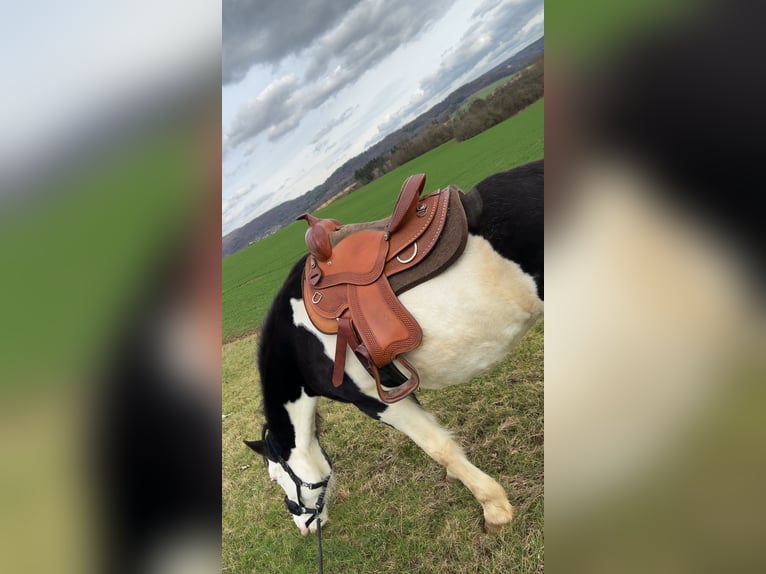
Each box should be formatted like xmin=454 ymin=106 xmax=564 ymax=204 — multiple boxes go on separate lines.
xmin=262 ymin=163 xmax=544 ymax=397
xmin=462 ymin=160 xmax=543 ymax=298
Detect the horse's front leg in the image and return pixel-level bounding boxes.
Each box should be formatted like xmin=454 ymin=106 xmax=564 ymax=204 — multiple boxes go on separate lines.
xmin=378 ymin=396 xmax=514 ymax=532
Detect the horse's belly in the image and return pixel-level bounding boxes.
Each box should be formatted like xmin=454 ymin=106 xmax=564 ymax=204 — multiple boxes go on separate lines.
xmin=399 ymin=234 xmax=543 ymax=390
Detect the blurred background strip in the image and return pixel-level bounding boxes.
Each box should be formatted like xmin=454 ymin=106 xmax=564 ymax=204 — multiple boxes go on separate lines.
xmin=545 ymin=0 xmax=766 ymax=572
xmin=0 ymin=2 xmax=221 ymax=573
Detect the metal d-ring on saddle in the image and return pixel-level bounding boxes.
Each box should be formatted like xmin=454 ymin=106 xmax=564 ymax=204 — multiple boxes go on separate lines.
xmin=298 ymin=174 xmax=468 ymax=403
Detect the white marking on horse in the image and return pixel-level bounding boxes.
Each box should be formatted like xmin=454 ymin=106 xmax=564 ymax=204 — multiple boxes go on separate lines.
xmin=267 ymin=390 xmax=333 ymax=534
xmin=376 ymin=394 xmax=516 ymax=529
xmin=398 ymin=233 xmax=543 ymax=389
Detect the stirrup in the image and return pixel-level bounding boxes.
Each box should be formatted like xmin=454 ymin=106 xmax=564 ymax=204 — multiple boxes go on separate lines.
xmin=373 ymin=356 xmax=420 ymax=403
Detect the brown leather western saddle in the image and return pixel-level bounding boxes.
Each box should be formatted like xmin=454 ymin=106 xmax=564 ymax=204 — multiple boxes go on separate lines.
xmin=298 ymin=174 xmax=468 ymax=403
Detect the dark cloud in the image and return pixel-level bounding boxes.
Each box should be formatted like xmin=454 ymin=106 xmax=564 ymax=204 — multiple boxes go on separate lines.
xmin=222 ymin=0 xmax=361 ymax=85
xmin=225 ymin=75 xmax=299 ymax=147
xmin=224 ymin=0 xmax=457 ymax=147
xmin=304 ymin=0 xmax=452 ymax=81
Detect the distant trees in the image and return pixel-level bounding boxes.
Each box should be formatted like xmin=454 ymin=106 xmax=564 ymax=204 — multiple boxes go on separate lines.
xmin=354 ymin=155 xmax=387 ymax=184
xmin=452 ymin=57 xmax=544 ymax=141
xmin=389 ymin=119 xmax=454 ymax=169
xmin=352 ymin=57 xmax=544 ymax=187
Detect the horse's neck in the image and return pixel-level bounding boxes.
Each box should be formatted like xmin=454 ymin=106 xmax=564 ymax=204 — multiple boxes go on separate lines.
xmin=284 ymin=391 xmax=319 ymax=451
xmin=279 ymin=391 xmax=329 ymax=478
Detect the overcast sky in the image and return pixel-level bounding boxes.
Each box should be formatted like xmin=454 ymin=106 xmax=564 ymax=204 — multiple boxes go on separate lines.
xmin=222 ymin=0 xmax=544 ymax=235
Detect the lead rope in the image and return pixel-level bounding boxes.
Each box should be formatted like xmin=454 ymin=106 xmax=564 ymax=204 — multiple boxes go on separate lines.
xmin=316 ymin=517 xmax=324 ymax=574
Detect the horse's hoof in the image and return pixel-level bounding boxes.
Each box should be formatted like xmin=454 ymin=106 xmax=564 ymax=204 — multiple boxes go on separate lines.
xmin=483 ymin=503 xmax=514 ymax=533
xmin=484 ymin=521 xmax=504 ymax=534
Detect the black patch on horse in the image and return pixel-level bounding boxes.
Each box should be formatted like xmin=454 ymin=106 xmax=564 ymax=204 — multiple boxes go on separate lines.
xmin=461 ymin=160 xmax=544 ymax=299
xmin=257 ymin=257 xmax=388 ymax=440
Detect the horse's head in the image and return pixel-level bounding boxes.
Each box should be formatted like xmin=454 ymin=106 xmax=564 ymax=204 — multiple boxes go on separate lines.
xmin=244 ymin=426 xmax=332 ymax=535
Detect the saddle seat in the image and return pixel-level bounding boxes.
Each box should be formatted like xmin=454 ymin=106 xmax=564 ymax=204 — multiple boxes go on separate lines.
xmin=298 ymin=174 xmax=468 ymax=403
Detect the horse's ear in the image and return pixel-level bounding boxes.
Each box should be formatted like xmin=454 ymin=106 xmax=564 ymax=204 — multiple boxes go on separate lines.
xmin=244 ymin=439 xmax=267 ymax=457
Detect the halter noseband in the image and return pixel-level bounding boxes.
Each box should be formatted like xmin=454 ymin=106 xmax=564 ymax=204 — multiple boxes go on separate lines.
xmin=261 ymin=424 xmax=332 ymax=529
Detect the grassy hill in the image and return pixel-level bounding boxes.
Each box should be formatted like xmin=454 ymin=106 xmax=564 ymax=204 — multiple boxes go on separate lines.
xmin=457 ymin=72 xmax=520 ymax=113
xmin=222 ymin=98 xmax=544 ymax=342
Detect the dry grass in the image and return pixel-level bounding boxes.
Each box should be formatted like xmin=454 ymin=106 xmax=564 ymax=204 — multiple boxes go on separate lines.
xmin=222 ymin=320 xmax=543 ymax=573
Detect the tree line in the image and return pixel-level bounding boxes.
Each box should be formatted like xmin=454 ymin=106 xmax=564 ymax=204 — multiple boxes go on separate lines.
xmin=354 ymin=57 xmax=544 ymax=185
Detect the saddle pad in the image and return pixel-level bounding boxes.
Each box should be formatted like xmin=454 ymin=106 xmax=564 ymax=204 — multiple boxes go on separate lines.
xmin=385 ymin=187 xmax=450 ymax=274
xmin=389 ymin=186 xmax=467 ymax=293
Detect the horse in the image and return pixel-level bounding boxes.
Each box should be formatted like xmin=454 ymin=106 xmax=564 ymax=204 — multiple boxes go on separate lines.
xmin=245 ymin=159 xmax=543 ymax=536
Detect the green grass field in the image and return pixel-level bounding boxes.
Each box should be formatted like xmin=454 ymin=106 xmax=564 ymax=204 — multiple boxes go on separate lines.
xmin=222 ymin=98 xmax=544 ymax=572
xmin=222 ymin=98 xmax=544 ymax=342
xmin=223 ymin=321 xmax=543 ymax=573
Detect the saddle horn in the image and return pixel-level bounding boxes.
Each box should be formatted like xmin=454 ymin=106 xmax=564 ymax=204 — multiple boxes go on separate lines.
xmin=298 ymin=213 xmax=341 ymax=262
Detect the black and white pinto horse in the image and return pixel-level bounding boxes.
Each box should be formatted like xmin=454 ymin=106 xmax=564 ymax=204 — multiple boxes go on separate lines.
xmin=246 ymin=160 xmax=543 ymax=535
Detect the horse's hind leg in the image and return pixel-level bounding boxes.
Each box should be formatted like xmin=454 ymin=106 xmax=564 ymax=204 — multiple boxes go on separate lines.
xmin=377 ymin=396 xmax=514 ymax=532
